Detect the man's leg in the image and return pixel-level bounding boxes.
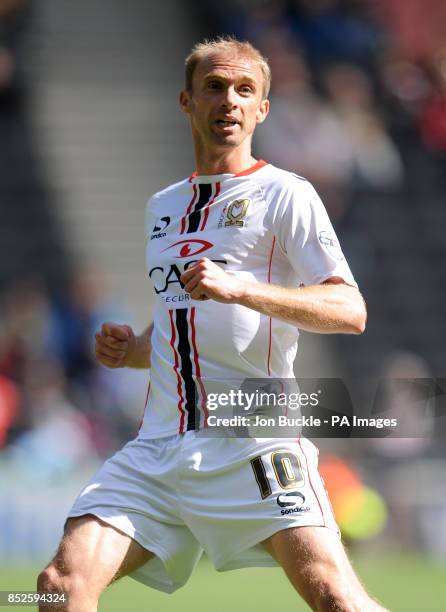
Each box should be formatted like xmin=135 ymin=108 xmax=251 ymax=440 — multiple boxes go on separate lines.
xmin=263 ymin=526 xmax=388 ymax=612
xmin=37 ymin=514 xmax=154 ymax=612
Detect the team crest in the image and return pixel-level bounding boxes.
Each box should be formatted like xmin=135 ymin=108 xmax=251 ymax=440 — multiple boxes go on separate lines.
xmin=318 ymin=230 xmax=344 ymax=261
xmin=224 ymin=199 xmax=250 ymax=227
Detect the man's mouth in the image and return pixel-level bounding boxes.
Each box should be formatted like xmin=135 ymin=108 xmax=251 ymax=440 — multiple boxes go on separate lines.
xmin=215 ymin=119 xmax=238 ymax=127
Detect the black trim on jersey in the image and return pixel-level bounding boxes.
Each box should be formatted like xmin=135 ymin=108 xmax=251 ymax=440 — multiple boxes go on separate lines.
xmin=187 ymin=183 xmax=212 ymax=233
xmin=175 ymin=308 xmax=198 ymax=430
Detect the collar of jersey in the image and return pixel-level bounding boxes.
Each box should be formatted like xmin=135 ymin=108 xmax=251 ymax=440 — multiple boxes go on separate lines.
xmin=189 ymin=159 xmax=268 ymax=184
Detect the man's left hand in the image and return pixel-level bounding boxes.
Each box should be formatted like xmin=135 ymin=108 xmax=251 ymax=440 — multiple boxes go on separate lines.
xmin=180 ymin=258 xmax=244 ymax=303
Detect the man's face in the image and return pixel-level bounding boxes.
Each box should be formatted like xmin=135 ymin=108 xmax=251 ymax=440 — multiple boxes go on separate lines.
xmin=180 ymin=52 xmax=269 ymax=150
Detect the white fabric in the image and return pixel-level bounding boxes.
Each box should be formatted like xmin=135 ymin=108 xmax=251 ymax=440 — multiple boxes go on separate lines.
xmin=142 ymin=163 xmax=357 ymax=438
xmin=67 ymin=433 xmax=338 ymax=593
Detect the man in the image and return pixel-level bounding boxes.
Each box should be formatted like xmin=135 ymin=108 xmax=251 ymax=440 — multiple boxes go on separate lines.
xmin=37 ymin=37 xmax=387 ymax=611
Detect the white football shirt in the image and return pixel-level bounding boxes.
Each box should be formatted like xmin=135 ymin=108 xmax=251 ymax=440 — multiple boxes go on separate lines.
xmin=140 ymin=161 xmax=356 ymax=438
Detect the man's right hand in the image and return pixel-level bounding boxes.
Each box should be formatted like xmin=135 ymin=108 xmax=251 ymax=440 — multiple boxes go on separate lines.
xmin=95 ymin=322 xmax=137 ymax=369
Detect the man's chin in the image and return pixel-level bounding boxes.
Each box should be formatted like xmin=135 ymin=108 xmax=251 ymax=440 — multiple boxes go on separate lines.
xmin=210 ymin=133 xmax=240 ymax=147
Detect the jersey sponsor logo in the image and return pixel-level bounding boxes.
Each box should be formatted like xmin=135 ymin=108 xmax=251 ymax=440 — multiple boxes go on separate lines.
xmin=162 ymin=239 xmax=213 ymax=259
xmin=151 ymin=216 xmax=171 ymax=240
xmin=162 ymin=294 xmax=190 ymax=304
xmin=318 ymin=230 xmax=344 ymax=261
xmin=224 ymin=198 xmax=250 ymax=227
xmin=149 ymin=259 xmax=227 ymax=295
xmin=276 ymin=491 xmax=310 ymax=514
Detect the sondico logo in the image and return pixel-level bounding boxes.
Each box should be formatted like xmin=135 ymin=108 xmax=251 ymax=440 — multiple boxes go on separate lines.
xmin=276 ymin=491 xmax=310 ymax=515
xmin=225 ymin=199 xmax=250 ymax=227
xmin=151 ymin=216 xmax=171 ymax=240
xmin=161 ymin=239 xmax=213 ymax=259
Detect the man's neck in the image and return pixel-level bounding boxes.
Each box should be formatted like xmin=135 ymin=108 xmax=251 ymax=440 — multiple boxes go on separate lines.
xmin=194 ymin=145 xmax=257 ymax=176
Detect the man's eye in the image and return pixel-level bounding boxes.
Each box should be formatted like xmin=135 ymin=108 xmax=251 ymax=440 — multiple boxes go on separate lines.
xmin=207 ymin=81 xmax=221 ymax=89
xmin=239 ymin=85 xmax=254 ymax=94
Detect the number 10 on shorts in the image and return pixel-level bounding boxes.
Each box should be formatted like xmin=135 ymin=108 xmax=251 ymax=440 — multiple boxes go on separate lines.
xmin=250 ymin=451 xmax=305 ymax=499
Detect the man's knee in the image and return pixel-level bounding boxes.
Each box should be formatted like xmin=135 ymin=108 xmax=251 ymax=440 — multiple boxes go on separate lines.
xmin=37 ymin=562 xmax=93 ymax=604
xmin=37 ymin=565 xmax=61 ymax=593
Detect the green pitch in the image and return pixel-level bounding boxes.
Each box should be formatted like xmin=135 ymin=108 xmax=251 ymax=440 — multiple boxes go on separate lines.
xmin=1 ymin=554 xmax=445 ymax=611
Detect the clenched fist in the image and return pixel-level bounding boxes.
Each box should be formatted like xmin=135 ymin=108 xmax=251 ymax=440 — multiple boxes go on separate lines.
xmin=95 ymin=322 xmax=137 ymax=369
xmin=180 ymin=257 xmax=245 ymax=303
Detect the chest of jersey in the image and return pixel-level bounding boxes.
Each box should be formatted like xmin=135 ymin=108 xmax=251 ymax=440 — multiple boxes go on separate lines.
xmin=146 ymin=180 xmax=272 ymax=307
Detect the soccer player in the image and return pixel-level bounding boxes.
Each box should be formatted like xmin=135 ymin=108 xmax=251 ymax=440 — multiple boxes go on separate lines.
xmin=37 ymin=37 xmax=388 ymax=611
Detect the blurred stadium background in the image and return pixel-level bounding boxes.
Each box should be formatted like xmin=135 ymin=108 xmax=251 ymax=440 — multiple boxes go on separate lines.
xmin=1 ymin=1 xmax=446 ymax=610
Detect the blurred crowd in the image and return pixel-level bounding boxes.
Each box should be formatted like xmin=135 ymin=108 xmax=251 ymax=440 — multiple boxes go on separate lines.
xmin=0 ymin=269 xmax=147 ymax=475
xmin=0 ymin=0 xmax=147 ymax=479
xmin=200 ymin=0 xmax=446 ymax=216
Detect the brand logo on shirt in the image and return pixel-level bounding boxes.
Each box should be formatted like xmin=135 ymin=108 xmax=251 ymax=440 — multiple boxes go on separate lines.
xmin=318 ymin=230 xmax=344 ymax=261
xmin=161 ymin=239 xmax=213 ymax=259
xmin=151 ymin=216 xmax=171 ymax=240
xmin=224 ymin=199 xmax=250 ymax=227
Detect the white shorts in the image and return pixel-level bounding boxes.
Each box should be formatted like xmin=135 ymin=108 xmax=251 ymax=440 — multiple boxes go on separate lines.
xmin=67 ymin=431 xmax=338 ymax=593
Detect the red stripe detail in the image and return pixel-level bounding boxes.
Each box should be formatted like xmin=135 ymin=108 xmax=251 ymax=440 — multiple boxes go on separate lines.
xmin=190 ymin=307 xmax=209 ymax=426
xmin=298 ymin=438 xmax=326 ymax=527
xmin=235 ymin=159 xmax=268 ymax=177
xmin=200 ymin=182 xmax=220 ymax=231
xmin=267 ymin=236 xmax=276 ymax=376
xmin=169 ymin=309 xmax=185 ymax=432
xmin=180 ymin=184 xmax=198 ymax=234
xmin=188 ymin=171 xmax=197 ymax=182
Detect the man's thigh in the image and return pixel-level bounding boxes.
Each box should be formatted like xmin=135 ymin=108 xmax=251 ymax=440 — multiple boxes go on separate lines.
xmin=263 ymin=526 xmax=384 ymax=611
xmin=49 ymin=514 xmax=154 ymax=594
xmin=65 ymin=436 xmax=203 ymax=593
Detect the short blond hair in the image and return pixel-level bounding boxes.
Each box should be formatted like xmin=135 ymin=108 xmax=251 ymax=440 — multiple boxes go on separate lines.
xmin=185 ymin=36 xmax=271 ymax=99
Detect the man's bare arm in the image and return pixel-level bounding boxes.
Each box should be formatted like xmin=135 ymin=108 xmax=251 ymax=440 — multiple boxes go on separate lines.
xmin=180 ymin=258 xmax=366 ymax=335
xmin=95 ymin=322 xmax=153 ymax=369
xmin=236 ymin=278 xmax=366 ymax=334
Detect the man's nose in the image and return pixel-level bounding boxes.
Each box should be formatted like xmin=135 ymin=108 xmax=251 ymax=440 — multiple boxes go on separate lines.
xmin=220 ymin=86 xmax=238 ymax=109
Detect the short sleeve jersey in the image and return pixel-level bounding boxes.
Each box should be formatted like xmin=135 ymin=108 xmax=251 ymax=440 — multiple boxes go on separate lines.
xmin=140 ymin=160 xmax=357 ymax=439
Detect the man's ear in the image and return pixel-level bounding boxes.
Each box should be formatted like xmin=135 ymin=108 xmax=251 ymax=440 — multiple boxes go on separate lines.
xmin=256 ymin=99 xmax=269 ymax=124
xmin=179 ymin=89 xmax=191 ymax=115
